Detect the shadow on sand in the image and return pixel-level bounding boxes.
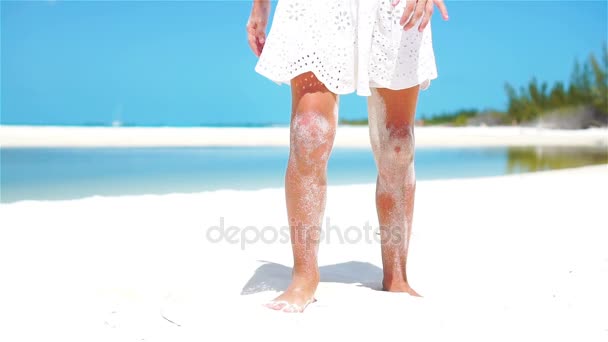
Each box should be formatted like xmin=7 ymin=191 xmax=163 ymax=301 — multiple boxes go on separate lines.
xmin=241 ymin=261 xmax=384 ymax=295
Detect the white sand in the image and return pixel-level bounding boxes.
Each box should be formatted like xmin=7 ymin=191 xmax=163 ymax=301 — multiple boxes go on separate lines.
xmin=0 ymin=165 xmax=607 ymax=341
xmin=1 ymin=125 xmax=607 ymax=147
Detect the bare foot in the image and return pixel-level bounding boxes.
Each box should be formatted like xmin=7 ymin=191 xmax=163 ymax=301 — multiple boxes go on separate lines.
xmin=265 ymin=275 xmax=319 ymax=313
xmin=383 ymin=279 xmax=422 ymax=297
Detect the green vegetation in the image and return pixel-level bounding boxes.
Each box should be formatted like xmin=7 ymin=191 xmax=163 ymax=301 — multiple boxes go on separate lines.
xmin=506 ymin=146 xmax=608 ymax=173
xmin=340 ymin=118 xmax=369 ymax=125
xmin=504 ymin=43 xmax=607 ymax=124
xmin=421 ymin=109 xmax=479 ymax=126
xmin=340 ymin=43 xmax=608 ymax=127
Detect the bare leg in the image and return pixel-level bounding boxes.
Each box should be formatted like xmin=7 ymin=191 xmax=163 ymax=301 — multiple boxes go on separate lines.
xmin=265 ymin=72 xmax=338 ymax=312
xmin=367 ymin=86 xmax=421 ymax=296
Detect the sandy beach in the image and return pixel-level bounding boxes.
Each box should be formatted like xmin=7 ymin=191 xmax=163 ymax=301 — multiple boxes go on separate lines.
xmin=1 ymin=125 xmax=607 ymax=148
xmin=0 ymin=164 xmax=606 ymax=341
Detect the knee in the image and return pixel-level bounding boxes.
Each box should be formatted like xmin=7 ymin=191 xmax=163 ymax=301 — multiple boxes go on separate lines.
xmin=379 ymin=123 xmax=415 ymax=166
xmin=374 ymin=123 xmax=415 ymax=185
xmin=290 ymin=111 xmax=335 ymax=167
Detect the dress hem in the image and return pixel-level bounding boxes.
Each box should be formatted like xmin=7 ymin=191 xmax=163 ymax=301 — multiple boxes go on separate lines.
xmin=255 ymin=65 xmax=438 ymax=97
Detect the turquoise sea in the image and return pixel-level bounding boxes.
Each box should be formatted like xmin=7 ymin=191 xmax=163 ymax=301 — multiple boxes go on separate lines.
xmin=1 ymin=146 xmax=606 ymax=203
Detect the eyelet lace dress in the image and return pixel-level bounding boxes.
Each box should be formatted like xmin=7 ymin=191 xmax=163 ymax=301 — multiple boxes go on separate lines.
xmin=254 ymin=0 xmax=438 ymax=97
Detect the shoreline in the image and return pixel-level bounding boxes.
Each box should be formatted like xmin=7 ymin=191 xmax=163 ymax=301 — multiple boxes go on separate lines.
xmin=1 ymin=164 xmax=605 ymax=205
xmin=1 ymin=125 xmax=607 ymax=148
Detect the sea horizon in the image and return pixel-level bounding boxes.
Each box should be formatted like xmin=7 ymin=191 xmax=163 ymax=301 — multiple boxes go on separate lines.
xmin=0 ymin=122 xmax=292 ymax=128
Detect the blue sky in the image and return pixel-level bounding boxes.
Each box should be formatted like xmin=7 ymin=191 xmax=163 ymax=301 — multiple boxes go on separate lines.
xmin=1 ymin=0 xmax=606 ymax=126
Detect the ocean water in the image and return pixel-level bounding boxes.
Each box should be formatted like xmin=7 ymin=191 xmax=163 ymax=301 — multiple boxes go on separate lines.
xmin=1 ymin=146 xmax=606 ymax=203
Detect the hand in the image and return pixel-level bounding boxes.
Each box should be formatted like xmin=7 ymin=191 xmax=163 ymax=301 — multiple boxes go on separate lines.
xmin=392 ymin=0 xmax=449 ymax=32
xmin=246 ymin=0 xmax=271 ymax=57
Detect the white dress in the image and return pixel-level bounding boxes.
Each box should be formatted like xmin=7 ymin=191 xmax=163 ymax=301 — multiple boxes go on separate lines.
xmin=255 ymin=0 xmax=438 ymax=97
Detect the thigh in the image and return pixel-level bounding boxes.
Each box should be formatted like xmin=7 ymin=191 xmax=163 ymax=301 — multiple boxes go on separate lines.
xmin=290 ymin=72 xmax=339 ymax=122
xmin=368 ymin=86 xmax=420 ymax=129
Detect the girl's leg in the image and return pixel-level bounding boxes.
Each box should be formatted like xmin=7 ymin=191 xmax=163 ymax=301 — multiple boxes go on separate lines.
xmin=367 ymin=86 xmax=421 ymax=295
xmin=266 ymin=71 xmax=339 ymax=312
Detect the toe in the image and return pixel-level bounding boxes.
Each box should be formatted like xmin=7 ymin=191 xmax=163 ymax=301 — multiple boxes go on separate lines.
xmin=264 ymin=300 xmax=288 ymax=311
xmin=281 ymin=304 xmax=303 ymax=313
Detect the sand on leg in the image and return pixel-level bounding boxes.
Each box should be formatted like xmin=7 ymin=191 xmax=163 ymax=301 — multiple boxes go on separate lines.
xmin=367 ymin=86 xmax=421 ymax=296
xmin=265 ymin=71 xmax=339 ymax=313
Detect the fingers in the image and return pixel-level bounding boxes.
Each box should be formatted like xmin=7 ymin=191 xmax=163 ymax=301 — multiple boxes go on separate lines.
xmin=435 ymin=0 xmax=449 ymax=20
xmin=402 ymin=0 xmax=449 ymax=32
xmin=246 ymin=21 xmax=266 ymax=57
xmin=418 ymin=0 xmax=434 ymax=32
xmin=391 ymin=0 xmax=401 ymax=6
xmin=256 ymin=33 xmax=266 ymax=56
xmin=246 ymin=23 xmax=260 ymax=57
xmin=403 ymin=0 xmax=426 ymax=31
xmin=399 ymin=0 xmax=416 ymax=26
xmin=247 ymin=34 xmax=260 ymax=57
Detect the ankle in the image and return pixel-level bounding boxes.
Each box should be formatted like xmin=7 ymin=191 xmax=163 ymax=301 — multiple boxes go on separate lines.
xmin=382 ymin=272 xmax=407 ymax=288
xmin=292 ymin=267 xmax=320 ymax=284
